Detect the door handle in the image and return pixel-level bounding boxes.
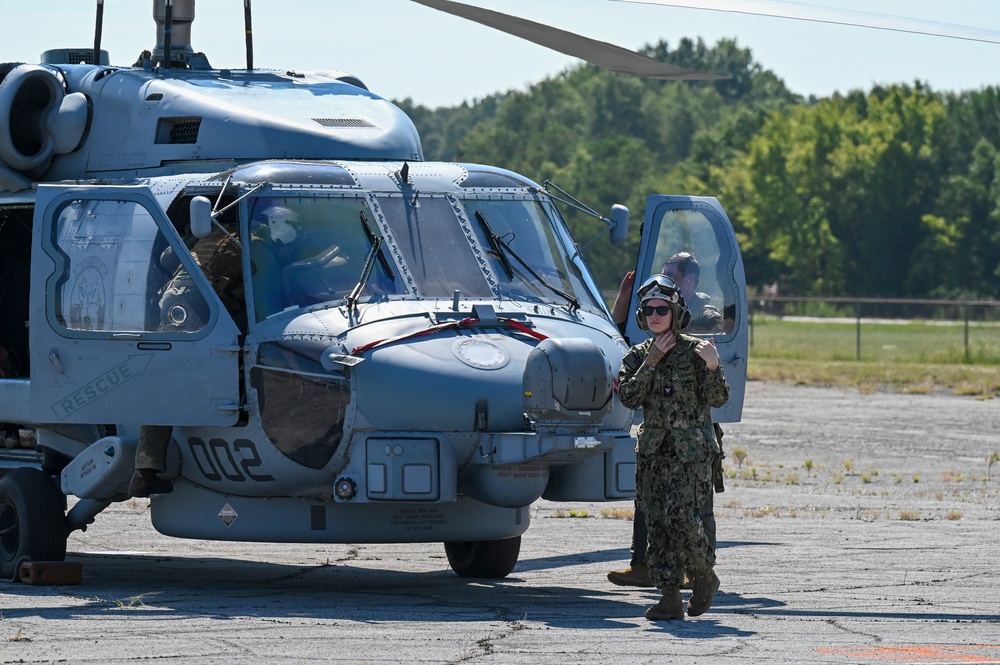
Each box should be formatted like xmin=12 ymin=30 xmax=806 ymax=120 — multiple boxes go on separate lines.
xmin=48 ymin=350 xmax=65 ymax=374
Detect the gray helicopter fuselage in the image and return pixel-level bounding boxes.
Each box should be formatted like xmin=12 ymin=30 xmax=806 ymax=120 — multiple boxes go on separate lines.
xmin=0 ymin=43 xmax=745 ymax=550
xmin=3 ymin=154 xmax=636 ymax=544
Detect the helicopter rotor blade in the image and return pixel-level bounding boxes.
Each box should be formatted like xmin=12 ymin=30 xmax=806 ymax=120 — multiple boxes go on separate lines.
xmin=613 ymin=0 xmax=1000 ymax=46
xmin=411 ymin=0 xmax=727 ymax=81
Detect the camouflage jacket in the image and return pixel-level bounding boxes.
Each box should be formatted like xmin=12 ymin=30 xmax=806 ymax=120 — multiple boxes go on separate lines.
xmin=617 ymin=335 xmax=729 ymax=462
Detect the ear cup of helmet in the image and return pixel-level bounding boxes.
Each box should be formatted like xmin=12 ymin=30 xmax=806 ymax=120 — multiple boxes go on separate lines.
xmin=635 ymin=306 xmax=649 ymax=332
xmin=676 ymin=303 xmax=691 ymax=330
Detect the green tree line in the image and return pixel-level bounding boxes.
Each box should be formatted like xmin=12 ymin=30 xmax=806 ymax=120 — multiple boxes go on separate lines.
xmin=396 ymin=38 xmax=1000 ymax=300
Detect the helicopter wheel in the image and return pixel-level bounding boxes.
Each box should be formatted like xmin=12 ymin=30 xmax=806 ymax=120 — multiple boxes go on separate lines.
xmin=444 ymin=535 xmax=521 ymax=578
xmin=0 ymin=468 xmax=68 ymax=582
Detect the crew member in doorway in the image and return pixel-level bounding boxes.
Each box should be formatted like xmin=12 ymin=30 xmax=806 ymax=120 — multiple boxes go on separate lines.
xmin=128 ymin=213 xmax=245 ymax=498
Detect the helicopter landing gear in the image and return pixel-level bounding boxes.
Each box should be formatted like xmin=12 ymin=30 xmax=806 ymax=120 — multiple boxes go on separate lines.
xmin=0 ymin=468 xmax=68 ymax=581
xmin=444 ymin=535 xmax=521 ymax=578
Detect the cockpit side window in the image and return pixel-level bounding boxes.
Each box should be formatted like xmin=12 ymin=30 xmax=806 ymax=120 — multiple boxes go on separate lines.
xmin=49 ymin=199 xmax=213 ymax=335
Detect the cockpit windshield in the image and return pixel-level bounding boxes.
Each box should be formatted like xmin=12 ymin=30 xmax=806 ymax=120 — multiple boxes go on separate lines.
xmin=246 ymin=192 xmax=603 ymax=321
xmin=247 ymin=196 xmax=403 ymax=321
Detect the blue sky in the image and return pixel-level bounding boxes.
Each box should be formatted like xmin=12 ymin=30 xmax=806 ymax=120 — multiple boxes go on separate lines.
xmin=4 ymin=1 xmax=999 ymax=107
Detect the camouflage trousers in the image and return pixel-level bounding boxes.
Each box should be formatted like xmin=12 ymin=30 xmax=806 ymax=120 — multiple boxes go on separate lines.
xmin=136 ymin=425 xmax=173 ymax=472
xmin=636 ymin=447 xmax=715 ymax=589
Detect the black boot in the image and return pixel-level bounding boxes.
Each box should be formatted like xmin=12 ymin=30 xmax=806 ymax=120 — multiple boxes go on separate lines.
xmin=688 ymin=570 xmax=720 ymax=617
xmin=128 ymin=468 xmax=173 ymax=497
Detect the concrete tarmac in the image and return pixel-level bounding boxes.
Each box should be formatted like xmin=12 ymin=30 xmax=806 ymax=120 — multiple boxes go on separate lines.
xmin=2 ymin=382 xmax=999 ymax=664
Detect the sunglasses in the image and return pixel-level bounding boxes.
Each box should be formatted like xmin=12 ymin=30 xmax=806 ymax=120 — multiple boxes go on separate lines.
xmin=642 ymin=305 xmax=672 ymax=317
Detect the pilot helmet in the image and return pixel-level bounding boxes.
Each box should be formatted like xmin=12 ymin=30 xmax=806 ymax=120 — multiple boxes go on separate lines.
xmin=262 ymin=206 xmax=300 ymax=245
xmin=635 ymin=273 xmax=691 ymax=332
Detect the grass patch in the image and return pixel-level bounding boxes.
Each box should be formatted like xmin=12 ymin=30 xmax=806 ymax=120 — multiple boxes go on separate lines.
xmin=600 ymin=506 xmax=634 ymax=520
xmin=751 ymin=317 xmax=1000 ymax=364
xmin=551 ymin=508 xmax=591 ymax=518
xmin=748 ymin=318 xmax=1000 ymax=395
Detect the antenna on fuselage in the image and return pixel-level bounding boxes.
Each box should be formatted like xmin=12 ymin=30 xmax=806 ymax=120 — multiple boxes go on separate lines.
xmin=93 ymin=0 xmax=105 ymax=67
xmin=162 ymin=0 xmax=173 ymax=69
xmin=244 ymin=0 xmax=254 ymax=70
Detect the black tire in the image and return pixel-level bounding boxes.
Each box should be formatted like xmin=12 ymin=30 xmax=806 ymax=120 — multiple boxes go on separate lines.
xmin=444 ymin=536 xmax=521 ymax=578
xmin=0 ymin=468 xmax=68 ymax=581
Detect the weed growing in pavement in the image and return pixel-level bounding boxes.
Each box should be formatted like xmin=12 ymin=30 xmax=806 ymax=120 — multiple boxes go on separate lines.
xmin=113 ymin=596 xmax=148 ymax=609
xmin=600 ymin=506 xmax=634 ymax=520
xmin=477 ymin=637 xmax=495 ymax=655
xmin=987 ymin=451 xmax=1000 ymax=480
xmin=7 ymin=628 xmax=31 ymax=643
xmin=744 ymin=506 xmax=777 ymax=518
xmin=551 ymin=508 xmax=590 ymax=518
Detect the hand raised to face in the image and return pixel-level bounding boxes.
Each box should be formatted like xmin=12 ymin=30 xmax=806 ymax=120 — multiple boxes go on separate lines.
xmin=643 ymin=330 xmax=676 ymax=367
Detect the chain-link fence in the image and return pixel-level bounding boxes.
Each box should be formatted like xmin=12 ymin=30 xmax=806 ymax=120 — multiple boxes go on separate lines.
xmin=750 ymin=296 xmax=1000 ymax=364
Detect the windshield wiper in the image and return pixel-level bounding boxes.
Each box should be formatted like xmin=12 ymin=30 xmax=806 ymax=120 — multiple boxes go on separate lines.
xmin=473 ymin=210 xmax=514 ymax=280
xmin=360 ymin=208 xmax=395 ymax=282
xmin=474 ymin=210 xmax=579 ymax=311
xmin=346 ymin=209 xmax=393 ymax=311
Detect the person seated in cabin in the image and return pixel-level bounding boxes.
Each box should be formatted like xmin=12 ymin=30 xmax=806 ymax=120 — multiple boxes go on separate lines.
xmin=660 ymin=252 xmax=724 ymax=334
xmin=129 ymin=215 xmax=246 ymax=498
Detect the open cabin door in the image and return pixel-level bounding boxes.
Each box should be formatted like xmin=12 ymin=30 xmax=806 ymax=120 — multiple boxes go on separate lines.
xmin=29 ymin=184 xmax=241 ymax=426
xmin=625 ymin=195 xmax=748 ymax=422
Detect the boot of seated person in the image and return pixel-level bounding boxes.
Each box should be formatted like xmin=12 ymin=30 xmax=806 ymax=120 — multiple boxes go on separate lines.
xmin=128 ymin=468 xmax=173 ymax=497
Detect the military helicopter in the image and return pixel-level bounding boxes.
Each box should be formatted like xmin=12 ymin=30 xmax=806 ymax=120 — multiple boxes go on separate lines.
xmin=0 ymin=0 xmax=748 ymax=582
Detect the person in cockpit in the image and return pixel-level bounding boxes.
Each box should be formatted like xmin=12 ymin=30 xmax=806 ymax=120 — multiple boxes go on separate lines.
xmin=250 ymin=205 xmax=352 ymax=316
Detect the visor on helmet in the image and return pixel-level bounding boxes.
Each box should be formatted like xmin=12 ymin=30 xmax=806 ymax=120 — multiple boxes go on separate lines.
xmin=637 ymin=274 xmax=682 ymax=306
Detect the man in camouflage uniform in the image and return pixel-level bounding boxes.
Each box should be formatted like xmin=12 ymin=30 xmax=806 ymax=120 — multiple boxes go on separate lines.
xmin=129 ymin=218 xmax=245 ymax=498
xmin=616 ymin=274 xmax=729 ymax=620
xmin=661 ymin=252 xmax=723 ymax=335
